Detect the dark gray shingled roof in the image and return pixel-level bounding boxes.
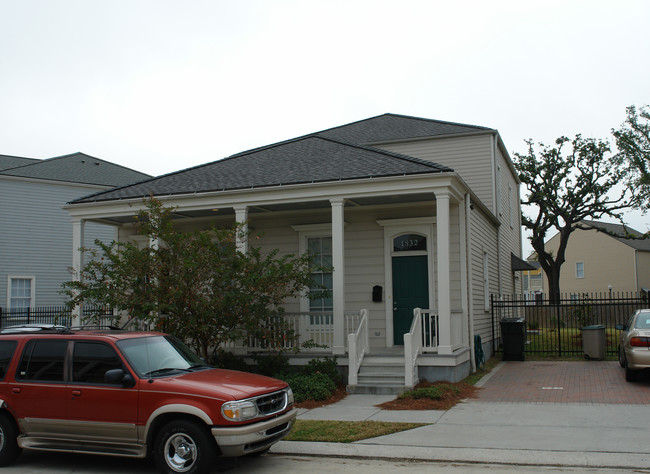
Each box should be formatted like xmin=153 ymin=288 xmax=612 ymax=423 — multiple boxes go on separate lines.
xmin=582 ymin=220 xmax=650 ymax=251
xmin=1 ymin=152 xmax=151 ymax=187
xmin=0 ymin=154 xmax=40 ymax=171
xmin=72 ymin=135 xmax=453 ymax=203
xmin=316 ymin=113 xmax=494 ymax=144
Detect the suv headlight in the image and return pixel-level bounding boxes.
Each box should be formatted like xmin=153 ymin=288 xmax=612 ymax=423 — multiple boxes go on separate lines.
xmin=286 ymin=387 xmax=294 ymax=405
xmin=222 ymin=400 xmax=258 ymax=421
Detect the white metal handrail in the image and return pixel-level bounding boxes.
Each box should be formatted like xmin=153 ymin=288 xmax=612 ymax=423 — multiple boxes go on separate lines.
xmin=347 ymin=309 xmax=369 ymax=386
xmin=404 ymin=308 xmax=422 ymax=387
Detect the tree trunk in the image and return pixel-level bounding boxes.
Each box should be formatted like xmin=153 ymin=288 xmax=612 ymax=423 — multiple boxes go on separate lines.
xmin=545 ymin=265 xmax=561 ymax=305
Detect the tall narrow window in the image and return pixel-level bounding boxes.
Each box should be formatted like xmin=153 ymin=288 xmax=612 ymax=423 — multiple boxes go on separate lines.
xmin=308 ymin=237 xmax=333 ymax=313
xmin=576 ymin=262 xmax=585 ymax=279
xmin=483 ymin=252 xmax=490 ymax=311
xmin=9 ymin=278 xmax=33 ymax=311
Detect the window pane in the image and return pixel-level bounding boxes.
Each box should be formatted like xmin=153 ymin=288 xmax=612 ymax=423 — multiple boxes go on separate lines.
xmin=307 ymin=237 xmax=333 ymax=313
xmin=0 ymin=341 xmax=17 ymax=380
xmin=18 ymin=340 xmax=67 ymax=382
xmin=73 ymin=342 xmax=123 ymax=384
xmin=10 ymin=278 xmax=32 ymax=310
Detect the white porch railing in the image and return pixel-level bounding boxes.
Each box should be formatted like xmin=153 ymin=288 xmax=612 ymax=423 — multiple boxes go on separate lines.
xmin=347 ymin=309 xmax=369 ymax=385
xmin=234 ymin=311 xmax=364 ymax=352
xmin=404 ymin=308 xmax=439 ymax=387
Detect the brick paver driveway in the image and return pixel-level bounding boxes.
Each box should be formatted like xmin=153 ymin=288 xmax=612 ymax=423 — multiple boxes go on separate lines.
xmin=477 ymin=361 xmax=650 ymax=404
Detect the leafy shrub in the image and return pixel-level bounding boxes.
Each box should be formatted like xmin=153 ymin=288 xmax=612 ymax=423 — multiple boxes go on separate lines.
xmin=210 ymin=349 xmax=249 ymax=372
xmin=283 ymin=372 xmax=336 ymax=402
xmin=252 ymin=353 xmax=289 ymax=377
xmin=399 ymin=383 xmax=461 ymax=401
xmin=305 ymin=357 xmax=341 ymax=384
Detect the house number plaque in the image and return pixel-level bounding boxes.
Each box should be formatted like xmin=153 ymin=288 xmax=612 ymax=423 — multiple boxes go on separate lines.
xmin=393 ymin=234 xmax=426 ymax=252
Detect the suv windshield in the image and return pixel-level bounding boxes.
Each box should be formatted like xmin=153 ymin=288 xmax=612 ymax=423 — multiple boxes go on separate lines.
xmin=116 ymin=335 xmax=207 ymax=376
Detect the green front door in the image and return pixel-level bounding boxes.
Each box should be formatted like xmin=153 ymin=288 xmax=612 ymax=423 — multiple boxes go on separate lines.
xmin=392 ymin=255 xmax=429 ymax=345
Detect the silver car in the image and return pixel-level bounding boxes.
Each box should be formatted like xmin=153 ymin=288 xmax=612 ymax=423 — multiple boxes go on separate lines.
xmin=616 ymin=309 xmax=650 ymax=382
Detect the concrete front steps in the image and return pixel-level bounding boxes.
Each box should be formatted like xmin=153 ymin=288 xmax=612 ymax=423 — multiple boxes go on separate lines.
xmin=346 ymin=355 xmax=416 ymax=395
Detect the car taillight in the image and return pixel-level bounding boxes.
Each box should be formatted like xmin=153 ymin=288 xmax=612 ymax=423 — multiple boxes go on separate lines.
xmin=630 ymin=337 xmax=650 ymax=347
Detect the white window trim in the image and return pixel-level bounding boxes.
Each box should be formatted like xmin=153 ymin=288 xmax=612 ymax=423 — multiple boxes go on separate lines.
xmin=576 ymin=262 xmax=585 ymax=279
xmin=508 ymin=184 xmax=514 ymax=228
xmin=7 ymin=276 xmax=36 ymax=310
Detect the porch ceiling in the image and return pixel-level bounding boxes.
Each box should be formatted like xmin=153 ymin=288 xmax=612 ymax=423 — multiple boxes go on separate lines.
xmin=95 ymin=192 xmax=437 ymax=224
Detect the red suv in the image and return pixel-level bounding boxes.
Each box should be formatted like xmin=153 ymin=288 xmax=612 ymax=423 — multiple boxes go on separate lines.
xmin=0 ymin=325 xmax=296 ymax=473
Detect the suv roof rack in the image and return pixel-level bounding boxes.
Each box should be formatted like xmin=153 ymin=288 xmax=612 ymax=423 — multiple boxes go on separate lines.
xmin=0 ymin=324 xmax=72 ymax=334
xmin=69 ymin=325 xmax=123 ymax=331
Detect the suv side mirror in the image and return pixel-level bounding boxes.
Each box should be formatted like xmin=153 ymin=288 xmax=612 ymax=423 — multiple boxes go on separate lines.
xmin=105 ymin=368 xmax=135 ymax=387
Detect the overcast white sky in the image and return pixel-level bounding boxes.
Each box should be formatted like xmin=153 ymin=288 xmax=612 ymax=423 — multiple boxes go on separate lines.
xmin=2 ymin=0 xmax=649 ymax=250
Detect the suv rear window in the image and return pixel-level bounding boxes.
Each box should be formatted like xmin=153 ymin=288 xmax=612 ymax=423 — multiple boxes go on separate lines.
xmin=0 ymin=341 xmax=17 ymax=380
xmin=17 ymin=340 xmax=67 ymax=382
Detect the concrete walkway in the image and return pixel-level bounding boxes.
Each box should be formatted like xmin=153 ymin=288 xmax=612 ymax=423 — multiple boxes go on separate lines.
xmin=271 ymin=361 xmax=650 ymax=469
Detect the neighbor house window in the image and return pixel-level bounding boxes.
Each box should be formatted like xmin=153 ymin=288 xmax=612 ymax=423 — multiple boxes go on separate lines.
xmin=307 ymin=237 xmax=333 ymax=313
xmin=576 ymin=262 xmax=585 ymax=279
xmin=9 ymin=277 xmax=34 ymax=311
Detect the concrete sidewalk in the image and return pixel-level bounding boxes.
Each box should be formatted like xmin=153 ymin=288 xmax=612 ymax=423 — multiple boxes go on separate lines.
xmin=271 ymin=363 xmax=650 ymax=469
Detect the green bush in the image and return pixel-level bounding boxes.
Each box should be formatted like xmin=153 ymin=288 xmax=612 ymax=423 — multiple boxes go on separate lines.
xmin=252 ymin=353 xmax=289 ymax=377
xmin=283 ymin=372 xmax=336 ymax=402
xmin=399 ymin=384 xmax=461 ymax=400
xmin=305 ymin=357 xmax=341 ymax=384
xmin=210 ymin=349 xmax=249 ymax=372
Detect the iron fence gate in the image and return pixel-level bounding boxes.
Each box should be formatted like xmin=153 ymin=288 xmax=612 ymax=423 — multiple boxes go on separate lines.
xmin=491 ymin=293 xmax=648 ymax=357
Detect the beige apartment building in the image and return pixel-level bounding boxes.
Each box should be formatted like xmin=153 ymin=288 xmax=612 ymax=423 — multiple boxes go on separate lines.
xmin=543 ymin=220 xmax=650 ymax=296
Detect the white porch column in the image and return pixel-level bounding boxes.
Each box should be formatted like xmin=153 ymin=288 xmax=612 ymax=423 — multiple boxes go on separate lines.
xmin=331 ymin=198 xmax=346 ymax=355
xmin=71 ymin=218 xmax=85 ymax=327
xmin=436 ymin=191 xmax=453 ymax=355
xmin=234 ymin=206 xmax=249 ymax=253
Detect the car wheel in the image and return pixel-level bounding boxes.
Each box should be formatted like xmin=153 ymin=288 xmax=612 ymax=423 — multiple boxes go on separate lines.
xmin=154 ymin=420 xmax=216 ymax=474
xmin=618 ymin=346 xmax=626 ymax=368
xmin=625 ymin=365 xmax=638 ymax=382
xmin=0 ymin=412 xmax=21 ymax=466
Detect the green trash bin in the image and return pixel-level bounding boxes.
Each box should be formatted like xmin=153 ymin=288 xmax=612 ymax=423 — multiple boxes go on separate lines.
xmin=581 ymin=324 xmax=606 ymax=360
xmin=500 ymin=318 xmax=526 ymax=361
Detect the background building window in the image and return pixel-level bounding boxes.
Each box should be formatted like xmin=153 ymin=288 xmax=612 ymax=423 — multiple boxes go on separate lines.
xmin=576 ymin=262 xmax=585 ymax=279
xmin=9 ymin=277 xmax=34 ymax=311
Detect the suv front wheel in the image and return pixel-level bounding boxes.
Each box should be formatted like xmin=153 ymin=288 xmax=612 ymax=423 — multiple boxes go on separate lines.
xmin=154 ymin=420 xmax=217 ymax=474
xmin=0 ymin=412 xmax=21 ymax=466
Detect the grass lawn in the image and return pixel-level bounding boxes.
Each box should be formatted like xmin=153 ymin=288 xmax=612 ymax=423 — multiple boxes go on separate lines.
xmin=285 ymin=420 xmax=426 ymax=443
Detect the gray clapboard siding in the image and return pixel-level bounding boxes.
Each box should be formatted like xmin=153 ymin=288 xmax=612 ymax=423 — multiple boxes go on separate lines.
xmin=0 ymin=177 xmax=117 ymax=306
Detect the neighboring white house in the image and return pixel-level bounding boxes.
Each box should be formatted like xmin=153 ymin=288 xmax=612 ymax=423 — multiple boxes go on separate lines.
xmin=65 ymin=114 xmax=525 ymax=391
xmin=0 ymin=152 xmax=150 ymax=311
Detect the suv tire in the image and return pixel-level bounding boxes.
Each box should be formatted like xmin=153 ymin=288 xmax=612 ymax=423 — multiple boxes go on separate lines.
xmin=153 ymin=420 xmax=217 ymax=474
xmin=0 ymin=413 xmax=21 ymax=466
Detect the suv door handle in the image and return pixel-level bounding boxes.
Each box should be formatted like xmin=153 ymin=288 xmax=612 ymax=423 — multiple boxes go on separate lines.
xmin=11 ymin=387 xmax=20 ymax=394
xmin=72 ymin=390 xmax=81 ymax=397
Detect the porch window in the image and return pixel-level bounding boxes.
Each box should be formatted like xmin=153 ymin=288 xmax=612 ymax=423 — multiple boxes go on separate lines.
xmin=9 ymin=277 xmax=34 ymax=311
xmin=308 ymin=237 xmax=333 ymax=313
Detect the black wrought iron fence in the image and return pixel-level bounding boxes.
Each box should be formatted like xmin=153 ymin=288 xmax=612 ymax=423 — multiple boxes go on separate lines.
xmin=491 ymin=292 xmax=648 ymax=357
xmin=0 ymin=306 xmax=113 ymax=328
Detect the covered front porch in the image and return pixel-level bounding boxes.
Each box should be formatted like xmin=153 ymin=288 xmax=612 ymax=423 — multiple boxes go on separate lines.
xmin=67 ymin=174 xmax=475 ymax=392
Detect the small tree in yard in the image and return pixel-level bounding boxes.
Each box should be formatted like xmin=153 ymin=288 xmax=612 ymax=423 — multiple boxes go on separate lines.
xmin=62 ymin=198 xmax=320 ymax=360
xmin=514 ymin=135 xmax=631 ymax=303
